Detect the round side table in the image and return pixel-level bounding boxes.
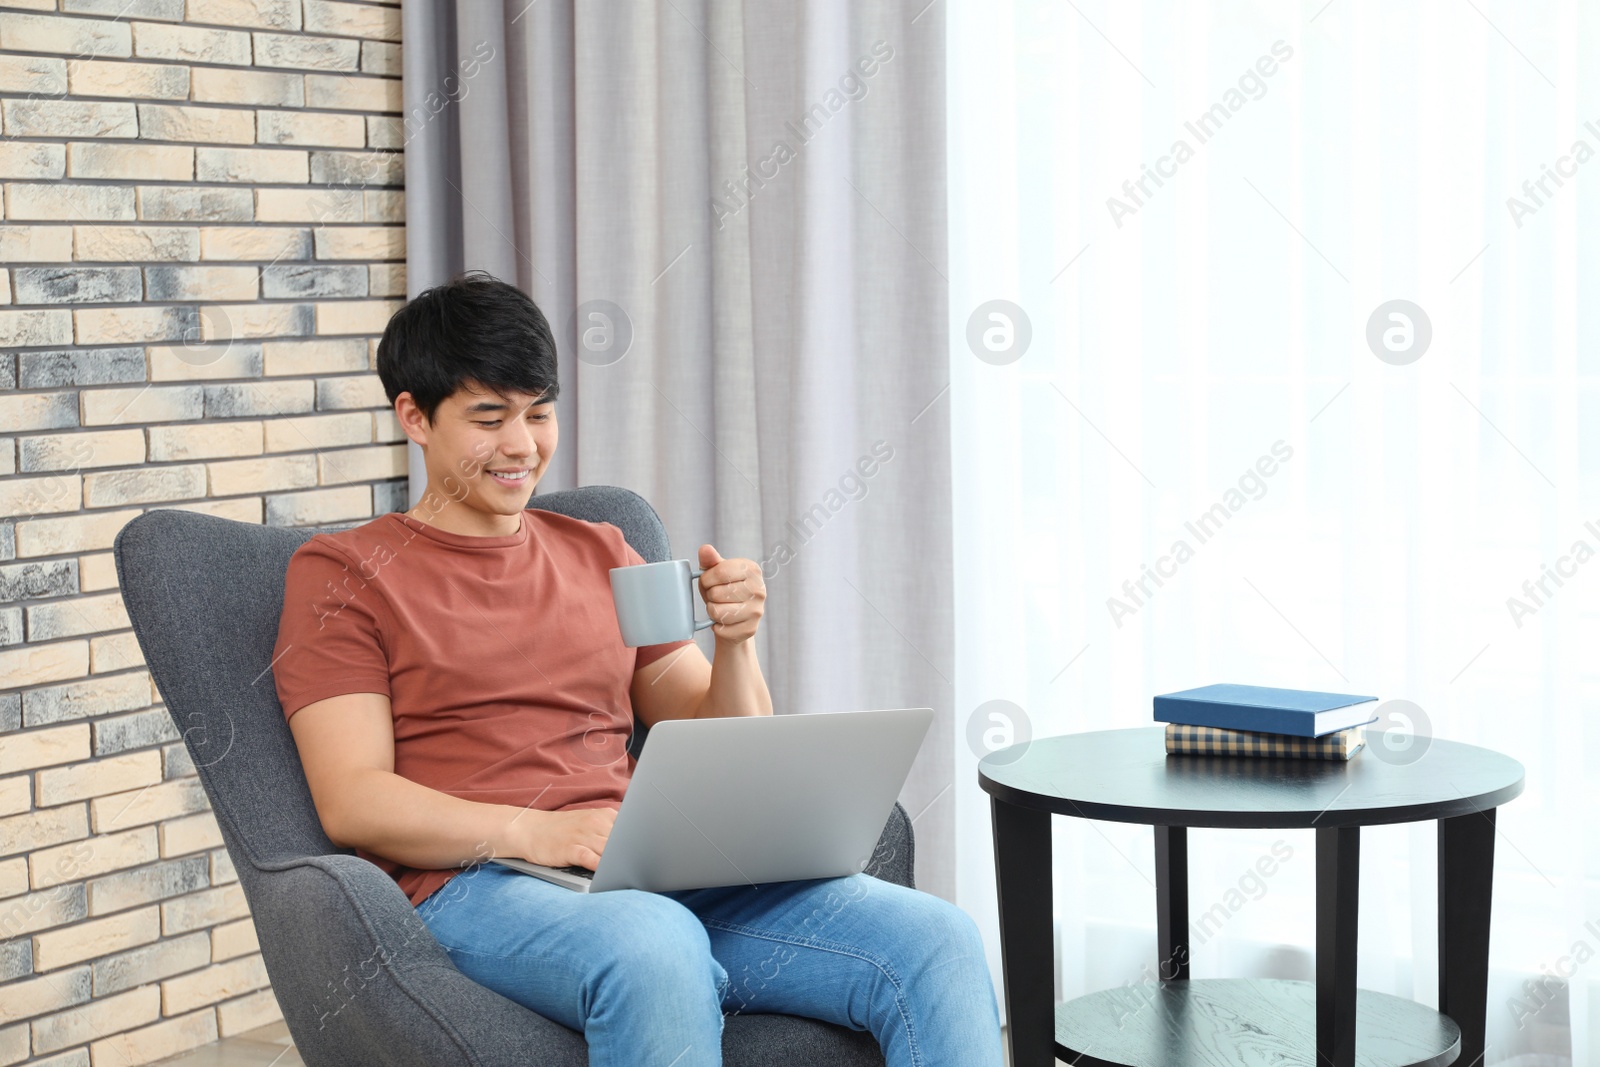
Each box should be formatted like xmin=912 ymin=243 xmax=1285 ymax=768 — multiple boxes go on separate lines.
xmin=978 ymin=727 xmax=1524 ymax=1067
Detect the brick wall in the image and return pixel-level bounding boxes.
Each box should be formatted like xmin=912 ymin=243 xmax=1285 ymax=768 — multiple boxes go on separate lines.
xmin=0 ymin=1 xmax=407 ymax=1062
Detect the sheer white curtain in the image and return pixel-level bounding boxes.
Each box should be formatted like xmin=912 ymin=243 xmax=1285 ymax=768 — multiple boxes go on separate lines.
xmin=948 ymin=2 xmax=1593 ymax=1063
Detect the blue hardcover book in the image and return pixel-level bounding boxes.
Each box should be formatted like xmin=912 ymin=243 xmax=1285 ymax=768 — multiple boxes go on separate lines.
xmin=1153 ymin=684 xmax=1379 ymax=738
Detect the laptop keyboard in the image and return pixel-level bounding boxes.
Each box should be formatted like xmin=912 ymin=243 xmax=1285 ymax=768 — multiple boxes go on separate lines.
xmin=552 ymin=864 xmax=595 ymax=879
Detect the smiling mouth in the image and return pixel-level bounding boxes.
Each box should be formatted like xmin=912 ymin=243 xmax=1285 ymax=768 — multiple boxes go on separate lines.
xmin=488 ymin=468 xmax=531 ymax=486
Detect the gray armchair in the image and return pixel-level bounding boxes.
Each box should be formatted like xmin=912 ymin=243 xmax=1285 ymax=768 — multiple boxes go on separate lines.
xmin=113 ymin=484 xmax=911 ymax=1066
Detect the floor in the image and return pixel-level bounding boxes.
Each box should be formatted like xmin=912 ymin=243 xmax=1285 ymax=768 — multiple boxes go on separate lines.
xmin=153 ymin=1020 xmax=1047 ymax=1065
xmin=151 ymin=1022 xmax=303 ymax=1067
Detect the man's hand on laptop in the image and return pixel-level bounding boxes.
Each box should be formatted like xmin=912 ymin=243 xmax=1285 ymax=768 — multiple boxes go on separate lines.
xmin=504 ymin=805 xmax=617 ymax=871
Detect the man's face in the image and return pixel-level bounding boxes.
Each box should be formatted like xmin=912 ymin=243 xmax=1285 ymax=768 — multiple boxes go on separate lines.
xmin=411 ymin=380 xmax=559 ymax=515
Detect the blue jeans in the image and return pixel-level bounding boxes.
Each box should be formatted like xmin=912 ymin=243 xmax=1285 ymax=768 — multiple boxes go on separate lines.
xmin=414 ymin=861 xmax=1003 ymax=1067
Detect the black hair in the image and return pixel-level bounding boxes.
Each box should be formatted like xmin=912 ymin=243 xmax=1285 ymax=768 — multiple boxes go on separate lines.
xmin=376 ymin=269 xmax=560 ymax=426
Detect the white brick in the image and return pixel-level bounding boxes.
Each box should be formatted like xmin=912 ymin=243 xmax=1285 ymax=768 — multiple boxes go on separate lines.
xmin=203 ymin=379 xmax=312 ymax=417
xmin=0 ymin=964 xmax=91 ymax=1026
xmin=368 ymin=262 xmax=405 ymax=297
xmin=164 ymin=496 xmax=261 ymax=523
xmin=66 ymin=58 xmax=188 ymax=100
xmin=0 ymin=309 xmax=74 ymax=348
xmin=90 ymin=630 xmax=145 ymax=672
xmin=0 ymin=224 xmax=74 ymax=262
xmin=35 ymin=750 xmax=160 ymax=808
xmin=318 ymin=443 xmax=405 ymax=484
xmin=17 ymin=429 xmax=144 ymax=472
xmin=158 ymin=812 xmax=223 ymax=858
xmin=160 ymin=953 xmax=268 ymax=1014
xmin=263 ymin=484 xmax=369 ymax=526
xmin=364 ymin=189 xmax=404 ymax=222
xmin=252 ymin=31 xmax=359 ymax=71
xmin=0 ymin=13 xmax=132 ymax=58
xmin=2 ymin=99 xmax=137 ymax=138
xmin=372 ymin=408 xmax=403 ymax=442
xmin=257 ymin=109 xmax=365 ymax=148
xmin=304 ymin=73 xmax=401 ymax=112
xmin=198 ymin=226 xmax=310 ymax=261
xmin=314 ymin=298 xmax=400 ymax=335
xmin=88 ymin=1007 xmax=216 ymax=1064
xmin=26 ymin=590 xmax=130 ymax=641
xmin=147 ymin=421 xmax=263 ymax=462
xmin=7 ymin=183 xmax=135 ymax=222
xmin=190 ymin=65 xmax=302 ymax=106
xmin=0 ymin=474 xmax=79 ymax=520
xmin=30 ymin=989 xmax=161 ymax=1058
xmin=186 ymin=0 xmax=301 ymax=31
xmin=210 ymin=917 xmax=260 ymax=962
xmin=255 ymin=187 xmax=361 ymax=223
xmin=198 ymin=302 xmax=312 ymax=341
xmin=314 ymin=374 xmax=388 ymax=410
xmin=33 ymin=906 xmax=160 ymax=971
xmin=0 ymin=802 xmax=87 ymax=862
xmin=80 ymin=385 xmax=203 ymax=426
xmin=148 ymin=341 xmax=262 ymax=381
xmin=75 ymin=305 xmax=199 ymax=346
xmin=366 ymin=114 xmax=402 ymax=149
xmin=0 ymin=722 xmax=89 ymax=775
xmin=360 ymin=39 xmax=400 ymax=76
xmin=309 ymin=147 xmax=401 ymax=185
xmin=304 ymin=0 xmax=400 ymax=40
xmin=137 ymin=104 xmax=255 ymax=145
xmin=144 ymin=265 xmax=259 ymax=302
xmin=314 ymin=224 xmax=403 ymax=259
xmin=132 ymin=21 xmax=252 ymax=66
xmin=15 ymin=510 xmax=141 ymax=558
xmin=207 ymin=455 xmax=316 ymax=495
xmin=91 ymin=928 xmax=210 ymax=994
xmin=0 ymin=54 xmax=66 ymax=95
xmin=64 ymin=0 xmax=184 ymax=16
xmin=262 ymin=412 xmax=367 ymax=451
xmin=89 ymin=777 xmax=207 ymax=834
xmin=0 ymin=142 xmax=65 ymax=181
xmin=159 ymin=881 xmax=248 ymax=934
xmin=137 ymin=185 xmax=254 ymax=222
xmin=74 ymin=225 xmax=199 ymax=262
xmin=195 ymin=147 xmax=308 ymax=184
xmin=216 ymin=987 xmax=282 ymax=1037
xmin=82 ymin=465 xmax=206 ymax=508
xmin=67 ymin=143 xmax=193 ymax=182
xmin=78 ymin=552 xmax=119 ymax=592
xmin=262 ymin=337 xmax=366 ymax=376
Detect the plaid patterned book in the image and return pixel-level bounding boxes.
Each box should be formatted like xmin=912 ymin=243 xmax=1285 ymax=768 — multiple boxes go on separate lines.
xmin=1164 ymin=722 xmax=1366 ymax=761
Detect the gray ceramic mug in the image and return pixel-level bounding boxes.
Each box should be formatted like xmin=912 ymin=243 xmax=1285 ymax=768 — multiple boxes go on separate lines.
xmin=609 ymin=559 xmax=716 ymax=646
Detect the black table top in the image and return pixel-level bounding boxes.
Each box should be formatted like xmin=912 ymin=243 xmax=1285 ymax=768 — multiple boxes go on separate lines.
xmin=978 ymin=727 xmax=1524 ymax=829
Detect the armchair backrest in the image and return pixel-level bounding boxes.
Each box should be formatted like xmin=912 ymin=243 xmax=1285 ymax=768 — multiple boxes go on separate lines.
xmin=112 ymin=486 xmax=674 ymax=872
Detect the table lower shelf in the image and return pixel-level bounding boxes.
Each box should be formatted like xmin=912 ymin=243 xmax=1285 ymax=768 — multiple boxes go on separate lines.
xmin=1054 ymin=978 xmax=1461 ymax=1067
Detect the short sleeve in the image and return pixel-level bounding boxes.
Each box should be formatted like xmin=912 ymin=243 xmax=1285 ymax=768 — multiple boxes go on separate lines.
xmin=609 ymin=526 xmax=697 ymax=673
xmin=272 ymin=537 xmax=393 ymax=720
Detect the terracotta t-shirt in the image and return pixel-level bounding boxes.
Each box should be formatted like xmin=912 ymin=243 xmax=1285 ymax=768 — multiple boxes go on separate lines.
xmin=271 ymin=508 xmax=695 ymax=907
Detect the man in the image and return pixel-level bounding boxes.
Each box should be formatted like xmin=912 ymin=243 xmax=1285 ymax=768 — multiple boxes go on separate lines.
xmin=273 ymin=270 xmax=1002 ymax=1066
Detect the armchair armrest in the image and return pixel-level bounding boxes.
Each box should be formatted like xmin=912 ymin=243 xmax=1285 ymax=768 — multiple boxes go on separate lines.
xmin=863 ymin=802 xmax=915 ymax=888
xmin=250 ymin=853 xmax=585 ymax=1066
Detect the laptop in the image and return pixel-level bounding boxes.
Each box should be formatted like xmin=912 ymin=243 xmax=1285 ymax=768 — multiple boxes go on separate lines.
xmin=489 ymin=707 xmax=934 ymax=893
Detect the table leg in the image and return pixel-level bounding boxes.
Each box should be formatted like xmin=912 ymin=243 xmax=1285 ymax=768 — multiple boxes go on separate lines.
xmin=1154 ymin=825 xmax=1189 ymax=980
xmin=1439 ymin=808 xmax=1496 ymax=1067
xmin=991 ymin=796 xmax=1054 ymax=1067
xmin=1316 ymin=825 xmax=1360 ymax=1067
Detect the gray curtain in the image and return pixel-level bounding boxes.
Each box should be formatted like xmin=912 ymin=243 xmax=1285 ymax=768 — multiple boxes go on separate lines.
xmin=401 ymin=1 xmax=954 ymax=898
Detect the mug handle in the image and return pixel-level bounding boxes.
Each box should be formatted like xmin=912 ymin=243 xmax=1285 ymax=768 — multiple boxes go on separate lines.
xmin=688 ymin=567 xmax=715 ymax=632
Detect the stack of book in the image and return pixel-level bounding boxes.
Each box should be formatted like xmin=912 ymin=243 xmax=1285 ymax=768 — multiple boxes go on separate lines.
xmin=1155 ymin=684 xmax=1378 ymax=762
